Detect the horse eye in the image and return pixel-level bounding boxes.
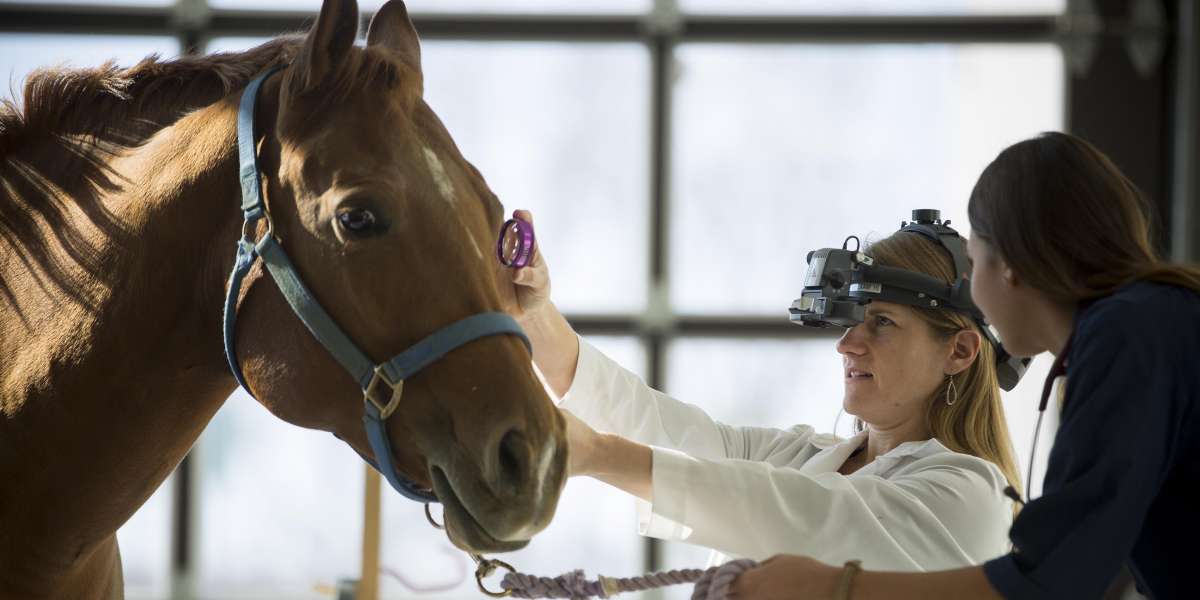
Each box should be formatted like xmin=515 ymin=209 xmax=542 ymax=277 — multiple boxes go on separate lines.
xmin=336 ymin=208 xmax=377 ymax=234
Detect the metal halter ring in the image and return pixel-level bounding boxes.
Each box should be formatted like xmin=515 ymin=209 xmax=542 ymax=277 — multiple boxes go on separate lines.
xmin=424 ymin=503 xmax=445 ymax=530
xmin=473 ymin=554 xmax=516 ymax=598
xmin=364 ymin=365 xmax=404 ymax=419
xmin=241 ymin=210 xmax=276 ymax=242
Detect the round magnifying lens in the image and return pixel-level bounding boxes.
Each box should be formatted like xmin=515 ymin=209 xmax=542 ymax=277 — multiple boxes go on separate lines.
xmin=496 ymin=218 xmax=535 ymax=268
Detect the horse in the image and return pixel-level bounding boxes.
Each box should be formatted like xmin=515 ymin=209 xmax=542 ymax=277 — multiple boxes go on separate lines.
xmin=0 ymin=0 xmax=567 ymax=597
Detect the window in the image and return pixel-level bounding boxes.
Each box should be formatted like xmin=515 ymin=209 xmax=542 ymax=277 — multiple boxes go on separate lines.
xmin=0 ymin=4 xmax=1072 ymax=598
xmin=671 ymin=43 xmax=1064 ymax=315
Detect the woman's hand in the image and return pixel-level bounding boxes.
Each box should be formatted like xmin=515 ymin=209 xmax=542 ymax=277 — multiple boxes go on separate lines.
xmin=561 ymin=408 xmax=601 ymax=477
xmin=560 ymin=408 xmax=654 ymax=501
xmin=502 ymin=209 xmax=579 ymax=398
xmin=729 ymin=555 xmax=841 ymax=600
xmin=507 ymin=209 xmax=553 ymax=324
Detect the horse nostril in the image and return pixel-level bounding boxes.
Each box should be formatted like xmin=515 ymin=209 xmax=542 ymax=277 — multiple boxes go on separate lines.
xmin=495 ymin=429 xmax=530 ymax=492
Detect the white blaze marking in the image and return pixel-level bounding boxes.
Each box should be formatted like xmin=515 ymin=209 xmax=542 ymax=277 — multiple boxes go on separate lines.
xmin=423 ymin=145 xmax=484 ymax=260
xmin=423 ymin=146 xmax=455 ymax=205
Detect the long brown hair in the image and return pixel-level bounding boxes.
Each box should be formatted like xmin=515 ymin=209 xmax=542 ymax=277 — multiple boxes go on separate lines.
xmin=861 ymin=233 xmax=1024 ymax=500
xmin=968 ymin=131 xmax=1200 ymax=302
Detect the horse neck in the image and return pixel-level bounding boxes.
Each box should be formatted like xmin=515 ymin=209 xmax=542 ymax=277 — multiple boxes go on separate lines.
xmin=0 ymin=82 xmax=258 ymax=595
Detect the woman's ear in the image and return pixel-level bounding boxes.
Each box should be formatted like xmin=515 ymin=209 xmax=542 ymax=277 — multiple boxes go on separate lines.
xmin=1002 ymin=263 xmax=1018 ymax=287
xmin=946 ymin=328 xmax=982 ymax=375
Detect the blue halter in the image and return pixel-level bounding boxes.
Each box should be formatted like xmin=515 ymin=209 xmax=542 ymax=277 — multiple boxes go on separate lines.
xmin=222 ymin=66 xmax=531 ymax=504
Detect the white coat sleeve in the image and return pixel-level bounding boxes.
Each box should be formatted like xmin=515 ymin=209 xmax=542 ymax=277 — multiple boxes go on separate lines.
xmin=559 ymin=336 xmax=817 ymax=462
xmin=645 ymin=449 xmax=1013 ymax=571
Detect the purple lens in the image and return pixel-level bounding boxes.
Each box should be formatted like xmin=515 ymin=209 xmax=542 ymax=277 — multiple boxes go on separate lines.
xmin=497 ymin=218 xmax=535 ymax=268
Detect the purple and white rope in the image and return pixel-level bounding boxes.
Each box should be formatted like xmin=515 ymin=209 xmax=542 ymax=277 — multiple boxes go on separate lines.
xmin=500 ymin=559 xmax=759 ymax=600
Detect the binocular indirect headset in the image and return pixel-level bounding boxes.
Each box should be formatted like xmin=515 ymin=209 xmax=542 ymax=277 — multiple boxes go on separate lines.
xmin=789 ymin=209 xmax=1030 ymax=391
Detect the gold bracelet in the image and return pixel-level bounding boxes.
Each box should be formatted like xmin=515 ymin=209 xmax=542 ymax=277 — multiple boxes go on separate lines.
xmin=834 ymin=560 xmax=863 ymax=600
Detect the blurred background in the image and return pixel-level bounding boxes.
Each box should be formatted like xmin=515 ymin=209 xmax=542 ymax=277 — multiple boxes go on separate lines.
xmin=1 ymin=0 xmax=1195 ymax=598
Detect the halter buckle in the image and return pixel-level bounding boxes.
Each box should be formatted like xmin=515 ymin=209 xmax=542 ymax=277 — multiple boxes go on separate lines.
xmin=364 ymin=365 xmax=404 ymax=420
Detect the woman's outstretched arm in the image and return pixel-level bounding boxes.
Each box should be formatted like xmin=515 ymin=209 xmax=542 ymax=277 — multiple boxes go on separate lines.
xmin=731 ymin=556 xmax=1002 ymax=600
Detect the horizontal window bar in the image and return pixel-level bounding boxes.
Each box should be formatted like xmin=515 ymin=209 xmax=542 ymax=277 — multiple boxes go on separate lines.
xmin=0 ymin=6 xmax=1072 ymax=43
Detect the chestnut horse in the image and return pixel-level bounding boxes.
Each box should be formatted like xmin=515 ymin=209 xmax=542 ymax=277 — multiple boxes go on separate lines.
xmin=0 ymin=1 xmax=566 ymax=597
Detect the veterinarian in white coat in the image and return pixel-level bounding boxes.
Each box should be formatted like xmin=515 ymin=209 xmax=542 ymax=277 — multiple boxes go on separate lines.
xmin=505 ymin=209 xmax=1019 ymax=572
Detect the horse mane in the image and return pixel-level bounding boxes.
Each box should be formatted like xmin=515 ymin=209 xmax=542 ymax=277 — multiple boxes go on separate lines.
xmin=0 ymin=38 xmax=303 ymax=313
xmin=0 ymin=37 xmax=305 ymax=156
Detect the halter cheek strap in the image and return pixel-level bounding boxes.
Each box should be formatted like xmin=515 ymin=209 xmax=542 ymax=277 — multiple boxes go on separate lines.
xmin=223 ymin=66 xmax=531 ymax=504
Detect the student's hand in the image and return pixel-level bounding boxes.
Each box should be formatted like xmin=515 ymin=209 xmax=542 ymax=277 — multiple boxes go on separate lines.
xmin=729 ymin=555 xmax=841 ymax=600
xmin=507 ymin=209 xmax=553 ymax=324
xmin=560 ymin=408 xmax=600 ymax=477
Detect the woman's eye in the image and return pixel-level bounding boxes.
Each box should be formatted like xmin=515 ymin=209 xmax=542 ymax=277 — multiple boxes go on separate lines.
xmin=336 ymin=208 xmax=377 ymax=234
xmin=875 ymin=316 xmax=894 ymax=327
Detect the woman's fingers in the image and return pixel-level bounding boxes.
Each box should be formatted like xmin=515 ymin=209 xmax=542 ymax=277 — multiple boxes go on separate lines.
xmin=509 ymin=208 xmax=549 ymax=294
xmin=513 ymin=208 xmax=541 ymax=267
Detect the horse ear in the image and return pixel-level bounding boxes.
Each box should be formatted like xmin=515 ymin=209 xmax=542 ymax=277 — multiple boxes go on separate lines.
xmin=366 ymin=0 xmax=422 ymax=77
xmin=296 ymin=0 xmax=360 ymax=91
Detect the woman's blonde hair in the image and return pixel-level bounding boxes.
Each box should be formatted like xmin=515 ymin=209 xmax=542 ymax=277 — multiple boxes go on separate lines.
xmin=857 ymin=231 xmax=1023 ymax=503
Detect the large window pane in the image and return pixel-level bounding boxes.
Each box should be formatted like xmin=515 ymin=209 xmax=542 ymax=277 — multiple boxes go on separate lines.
xmin=580 ymin=334 xmax=648 ymax=381
xmin=116 ymin=474 xmax=174 ymax=600
xmin=670 ymin=43 xmax=1063 ymax=315
xmin=378 ymin=477 xmax=647 ymax=599
xmin=659 ymin=336 xmax=843 ymax=598
xmin=0 ymin=34 xmax=180 ymax=106
xmin=422 ymin=41 xmax=650 ymax=315
xmin=194 ymin=392 xmax=362 ymax=599
xmin=682 ymin=0 xmax=1064 ymax=15
xmin=665 ymin=336 xmax=847 ymax=438
xmin=207 ymin=37 xmax=651 ymax=315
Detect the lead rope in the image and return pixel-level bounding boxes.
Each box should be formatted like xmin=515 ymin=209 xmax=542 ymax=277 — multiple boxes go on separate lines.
xmin=427 ymin=505 xmax=758 ymax=600
xmin=494 ymin=559 xmax=759 ymax=600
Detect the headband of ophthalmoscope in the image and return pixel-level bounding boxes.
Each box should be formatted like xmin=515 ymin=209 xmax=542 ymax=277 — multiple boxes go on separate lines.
xmin=788 ymin=209 xmax=1030 ymax=391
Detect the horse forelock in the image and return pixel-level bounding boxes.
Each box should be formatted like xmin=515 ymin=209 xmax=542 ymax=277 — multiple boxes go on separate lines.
xmin=280 ymin=44 xmax=421 ymax=127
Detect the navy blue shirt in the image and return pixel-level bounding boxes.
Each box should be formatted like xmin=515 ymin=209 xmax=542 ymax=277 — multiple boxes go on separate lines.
xmin=984 ymin=281 xmax=1200 ymax=599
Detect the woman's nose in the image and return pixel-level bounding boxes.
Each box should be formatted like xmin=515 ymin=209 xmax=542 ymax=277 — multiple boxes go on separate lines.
xmin=836 ymin=325 xmax=868 ymax=356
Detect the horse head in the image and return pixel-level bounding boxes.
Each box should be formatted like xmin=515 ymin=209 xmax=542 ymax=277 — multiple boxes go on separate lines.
xmin=228 ymin=0 xmax=566 ymax=553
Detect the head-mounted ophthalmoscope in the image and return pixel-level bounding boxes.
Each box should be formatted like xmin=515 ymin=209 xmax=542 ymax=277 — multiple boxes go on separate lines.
xmin=788 ymin=209 xmax=1030 ymax=391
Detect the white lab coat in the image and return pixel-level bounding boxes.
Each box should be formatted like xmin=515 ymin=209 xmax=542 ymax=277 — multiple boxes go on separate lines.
xmin=559 ymin=336 xmax=1014 ymax=571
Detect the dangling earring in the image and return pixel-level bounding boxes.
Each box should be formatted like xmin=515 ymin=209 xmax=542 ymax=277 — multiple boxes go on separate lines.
xmin=945 ymin=375 xmax=959 ymax=406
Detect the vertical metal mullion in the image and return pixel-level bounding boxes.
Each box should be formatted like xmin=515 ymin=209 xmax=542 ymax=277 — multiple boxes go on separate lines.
xmin=1172 ymin=0 xmax=1199 ymax=263
xmin=172 ymin=459 xmax=191 ymax=579
xmin=649 ymin=33 xmax=671 ymax=285
xmin=173 ymin=4 xmax=202 ymax=596
xmin=643 ymin=28 xmax=672 ymax=581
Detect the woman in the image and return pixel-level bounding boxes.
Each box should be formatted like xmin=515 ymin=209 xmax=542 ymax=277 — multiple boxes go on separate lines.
xmin=734 ymin=132 xmax=1200 ymax=599
xmin=507 ymin=209 xmax=1022 ymax=571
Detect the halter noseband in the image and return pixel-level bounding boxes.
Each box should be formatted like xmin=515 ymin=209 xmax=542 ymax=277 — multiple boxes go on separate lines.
xmin=222 ymin=65 xmax=531 ymax=503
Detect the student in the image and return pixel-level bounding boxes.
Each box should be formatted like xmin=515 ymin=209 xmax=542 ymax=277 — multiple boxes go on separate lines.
xmin=731 ymin=132 xmax=1200 ymax=599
